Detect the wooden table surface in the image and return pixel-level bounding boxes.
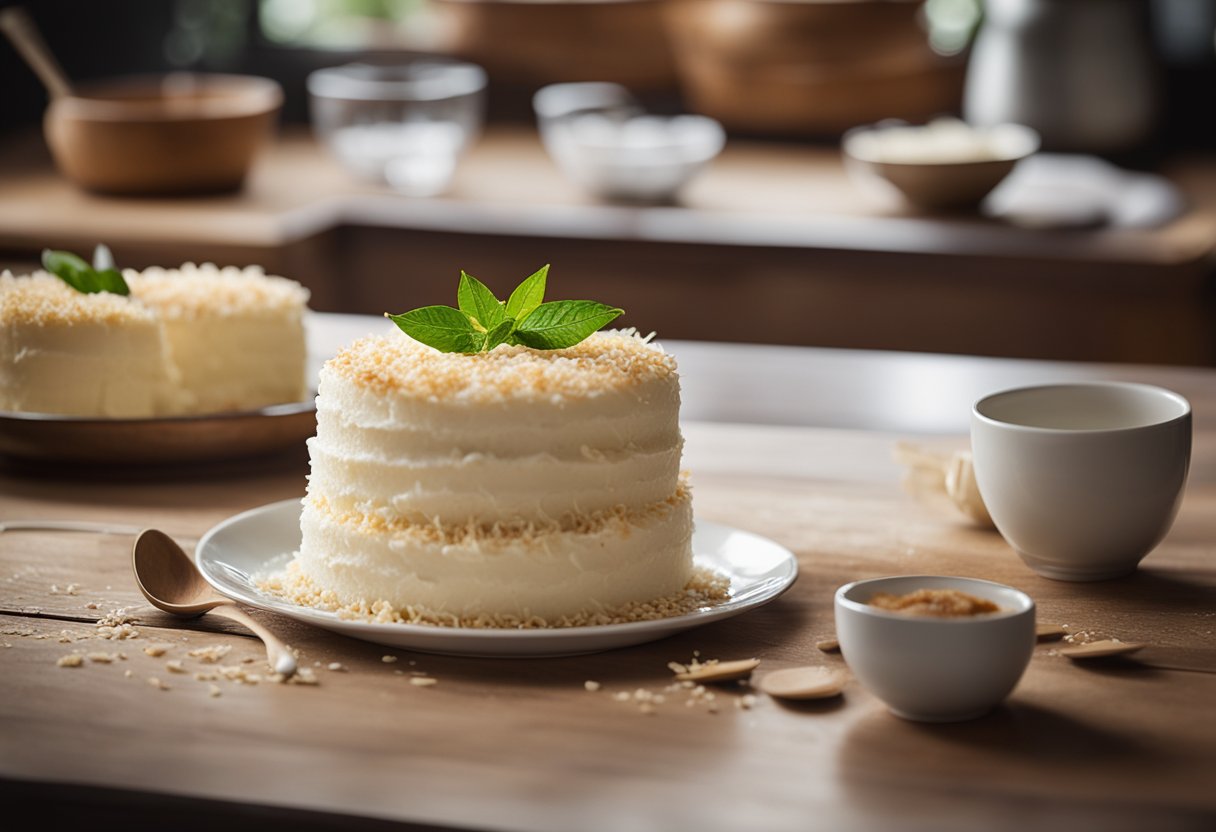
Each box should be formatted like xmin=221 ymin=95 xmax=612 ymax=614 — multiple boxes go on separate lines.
xmin=2 ymin=314 xmax=1214 ymax=831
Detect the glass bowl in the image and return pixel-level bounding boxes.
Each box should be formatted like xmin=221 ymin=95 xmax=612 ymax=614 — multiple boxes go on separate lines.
xmin=533 ymin=82 xmax=725 ymax=203
xmin=307 ymin=60 xmax=487 ymax=197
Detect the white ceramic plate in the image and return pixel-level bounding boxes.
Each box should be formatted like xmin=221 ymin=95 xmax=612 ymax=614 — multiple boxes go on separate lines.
xmin=196 ymin=499 xmax=799 ymax=658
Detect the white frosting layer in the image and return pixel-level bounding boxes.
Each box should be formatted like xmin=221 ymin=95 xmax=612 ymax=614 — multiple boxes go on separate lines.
xmin=299 ymin=330 xmax=694 ymax=620
xmin=0 ymin=316 xmax=181 ymax=417
xmin=296 ymin=489 xmax=694 ymax=620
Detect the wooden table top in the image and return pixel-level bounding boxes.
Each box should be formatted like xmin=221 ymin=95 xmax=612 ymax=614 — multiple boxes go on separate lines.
xmin=2 ymin=314 xmax=1214 ymax=831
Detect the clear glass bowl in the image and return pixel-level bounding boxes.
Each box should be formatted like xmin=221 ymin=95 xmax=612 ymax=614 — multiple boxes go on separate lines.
xmin=307 ymin=60 xmax=487 ymax=197
xmin=533 ymin=82 xmax=725 ymax=203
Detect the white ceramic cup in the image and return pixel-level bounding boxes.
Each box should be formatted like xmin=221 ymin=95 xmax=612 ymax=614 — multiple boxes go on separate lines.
xmin=835 ymin=575 xmax=1036 ymax=723
xmin=971 ymin=382 xmax=1191 ymax=581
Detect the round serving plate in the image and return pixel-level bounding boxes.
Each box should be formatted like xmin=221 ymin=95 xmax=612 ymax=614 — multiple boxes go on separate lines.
xmin=196 ymin=498 xmax=800 ymax=658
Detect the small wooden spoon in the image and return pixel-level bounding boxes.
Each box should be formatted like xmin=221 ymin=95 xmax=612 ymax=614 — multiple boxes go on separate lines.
xmin=0 ymin=7 xmax=73 ymax=100
xmin=758 ymin=666 xmax=848 ymax=700
xmin=1059 ymin=640 xmax=1145 ymax=660
xmin=132 ymin=529 xmax=296 ymax=678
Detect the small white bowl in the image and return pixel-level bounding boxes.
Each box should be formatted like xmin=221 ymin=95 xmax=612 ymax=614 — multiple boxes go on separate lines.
xmin=834 ymin=575 xmax=1036 ymax=722
xmin=533 ymin=82 xmax=725 ymax=203
xmin=842 ymin=118 xmax=1039 ymax=211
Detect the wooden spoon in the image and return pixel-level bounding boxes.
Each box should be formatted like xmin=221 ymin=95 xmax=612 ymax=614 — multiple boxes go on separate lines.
xmin=0 ymin=7 xmax=73 ymax=99
xmin=758 ymin=666 xmax=848 ymax=700
xmin=132 ymin=529 xmax=297 ymax=678
xmin=1058 ymin=639 xmax=1145 ymax=660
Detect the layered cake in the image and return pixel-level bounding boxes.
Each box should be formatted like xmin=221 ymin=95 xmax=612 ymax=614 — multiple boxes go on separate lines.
xmin=127 ymin=263 xmax=310 ymax=413
xmin=268 ymin=329 xmax=722 ymax=626
xmin=0 ymin=263 xmax=309 ymax=417
xmin=0 ymin=272 xmax=179 ymax=417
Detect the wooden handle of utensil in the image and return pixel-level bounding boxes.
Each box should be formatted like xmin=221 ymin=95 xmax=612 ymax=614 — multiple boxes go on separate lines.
xmin=0 ymin=7 xmax=73 ymax=99
xmin=209 ymin=603 xmax=298 ymax=678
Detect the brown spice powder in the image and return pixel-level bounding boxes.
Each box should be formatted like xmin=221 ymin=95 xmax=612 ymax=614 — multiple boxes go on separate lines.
xmin=868 ymin=588 xmax=1000 ymax=617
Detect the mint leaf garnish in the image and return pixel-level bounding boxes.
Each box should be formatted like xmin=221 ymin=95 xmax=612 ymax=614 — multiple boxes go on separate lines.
xmin=387 ymin=265 xmax=623 ymax=354
xmin=505 ymin=264 xmax=548 ymax=322
xmin=484 ymin=317 xmax=516 ymax=350
xmin=457 ymin=271 xmax=505 ymax=331
xmin=386 ymin=306 xmax=485 ymax=354
xmin=42 ymin=248 xmax=130 ymax=296
xmin=511 ymin=300 xmax=625 ymax=350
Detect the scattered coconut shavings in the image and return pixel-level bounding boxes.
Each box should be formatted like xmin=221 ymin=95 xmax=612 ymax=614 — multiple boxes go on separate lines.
xmin=596 ymin=653 xmax=767 ymax=715
xmin=57 ymin=653 xmax=84 ymax=668
xmin=409 ymin=677 xmax=438 ymax=687
xmin=584 ymin=680 xmax=601 ymax=692
xmin=143 ymin=644 xmax=172 ymax=658
xmin=259 ymin=563 xmax=729 ymax=630
xmin=187 ymin=645 xmax=232 ymax=663
xmin=95 ymin=608 xmax=140 ymax=640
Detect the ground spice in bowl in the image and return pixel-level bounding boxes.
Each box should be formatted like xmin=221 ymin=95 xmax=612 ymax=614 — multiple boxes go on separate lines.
xmin=868 ymin=588 xmax=1001 ymax=617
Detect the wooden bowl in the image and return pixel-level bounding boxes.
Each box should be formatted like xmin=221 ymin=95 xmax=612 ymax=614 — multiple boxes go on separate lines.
xmin=663 ymin=0 xmax=964 ymax=136
xmin=432 ymin=0 xmax=677 ymax=90
xmin=44 ymin=73 xmax=283 ymax=196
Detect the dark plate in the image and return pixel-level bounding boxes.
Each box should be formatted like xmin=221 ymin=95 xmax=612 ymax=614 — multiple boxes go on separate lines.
xmin=0 ymin=396 xmax=316 ymax=464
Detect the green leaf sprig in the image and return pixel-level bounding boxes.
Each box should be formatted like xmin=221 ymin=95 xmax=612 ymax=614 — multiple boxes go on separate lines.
xmin=42 ymin=246 xmax=129 ymax=296
xmin=387 ymin=265 xmax=624 ymax=354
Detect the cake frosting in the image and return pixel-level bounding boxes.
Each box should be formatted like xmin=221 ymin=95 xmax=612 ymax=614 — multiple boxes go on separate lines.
xmin=0 ymin=263 xmax=309 ymax=417
xmin=287 ymin=329 xmax=700 ymax=623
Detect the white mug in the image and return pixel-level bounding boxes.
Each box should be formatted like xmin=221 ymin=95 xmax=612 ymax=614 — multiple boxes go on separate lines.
xmin=971 ymin=382 xmax=1191 ymax=581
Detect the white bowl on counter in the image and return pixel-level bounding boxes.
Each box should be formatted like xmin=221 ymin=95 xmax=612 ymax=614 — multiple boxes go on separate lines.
xmin=533 ymin=82 xmax=725 ymax=203
xmin=834 ymin=575 xmax=1036 ymax=722
xmin=843 ymin=117 xmax=1039 ymax=211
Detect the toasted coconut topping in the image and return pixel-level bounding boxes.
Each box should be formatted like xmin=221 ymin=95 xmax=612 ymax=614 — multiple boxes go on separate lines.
xmin=126 ymin=262 xmax=310 ymax=319
xmin=0 ymin=271 xmax=151 ymax=327
xmin=327 ymin=328 xmax=677 ymax=403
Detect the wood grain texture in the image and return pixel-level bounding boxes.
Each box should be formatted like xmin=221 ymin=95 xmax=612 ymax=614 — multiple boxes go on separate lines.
xmin=1 ymin=323 xmax=1214 ymax=831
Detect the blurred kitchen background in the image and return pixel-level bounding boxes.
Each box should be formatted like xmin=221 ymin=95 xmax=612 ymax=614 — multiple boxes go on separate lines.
xmin=1 ymin=0 xmax=1214 ymax=365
